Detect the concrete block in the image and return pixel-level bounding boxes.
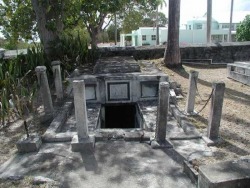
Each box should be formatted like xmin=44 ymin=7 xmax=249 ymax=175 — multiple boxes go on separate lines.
xmin=124 ymin=132 xmax=150 ymax=142
xmin=16 ymin=134 xmax=42 ymax=153
xmin=151 ymin=139 xmax=173 ymax=149
xmin=198 ymin=157 xmax=250 ymax=188
xmin=71 ymin=135 xmax=95 ymax=152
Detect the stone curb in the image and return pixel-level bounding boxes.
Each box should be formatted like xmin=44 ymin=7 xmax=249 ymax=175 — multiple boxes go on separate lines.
xmin=169 ymin=105 xmax=202 ymax=138
xmin=42 ymin=132 xmax=75 ymax=143
xmin=42 ymin=101 xmax=73 ymax=142
xmin=183 ymin=160 xmax=198 ymax=184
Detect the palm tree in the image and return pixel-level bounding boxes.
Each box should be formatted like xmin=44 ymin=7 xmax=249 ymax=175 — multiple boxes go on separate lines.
xmin=207 ymin=0 xmax=212 ymax=43
xmin=229 ymin=0 xmax=234 ymax=42
xmin=164 ymin=0 xmax=181 ymax=67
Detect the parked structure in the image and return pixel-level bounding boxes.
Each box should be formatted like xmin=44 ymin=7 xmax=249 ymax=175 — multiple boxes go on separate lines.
xmin=120 ymin=13 xmax=247 ymax=47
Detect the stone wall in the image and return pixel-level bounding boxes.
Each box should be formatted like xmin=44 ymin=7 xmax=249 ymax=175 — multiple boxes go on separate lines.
xmin=98 ymin=42 xmax=250 ymax=64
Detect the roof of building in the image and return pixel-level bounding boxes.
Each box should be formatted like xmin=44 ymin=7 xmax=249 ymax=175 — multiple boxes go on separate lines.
xmin=186 ymin=11 xmax=250 ymax=24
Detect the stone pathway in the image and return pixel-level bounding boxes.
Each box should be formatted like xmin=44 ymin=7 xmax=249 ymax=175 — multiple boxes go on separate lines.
xmin=0 ymin=141 xmax=195 ymax=188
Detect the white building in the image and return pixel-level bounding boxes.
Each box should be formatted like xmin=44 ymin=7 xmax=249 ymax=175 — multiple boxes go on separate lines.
xmin=120 ymin=13 xmax=248 ymax=47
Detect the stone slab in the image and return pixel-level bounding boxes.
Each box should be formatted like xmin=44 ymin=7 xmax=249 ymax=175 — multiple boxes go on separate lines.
xmin=171 ymin=139 xmax=213 ymax=161
xmin=16 ymin=134 xmax=42 ymax=153
xmin=71 ymin=135 xmax=95 ymax=152
xmin=124 ymin=131 xmax=151 ymax=142
xmin=42 ymin=132 xmax=75 ymax=143
xmin=227 ymin=63 xmax=250 ymax=85
xmin=198 ymin=157 xmax=250 ymax=188
xmin=93 ymin=56 xmax=141 ymax=74
xmin=0 ymin=141 xmax=195 ymax=188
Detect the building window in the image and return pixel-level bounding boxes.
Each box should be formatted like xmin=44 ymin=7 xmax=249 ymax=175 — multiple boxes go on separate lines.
xmin=211 ymin=35 xmax=223 ymax=42
xmin=189 ymin=25 xmax=191 ymax=30
xmin=224 ymin=35 xmax=228 ymax=42
xmin=151 ymin=35 xmax=156 ymax=40
xmin=196 ymin=24 xmax=202 ymax=29
xmin=142 ymin=35 xmax=146 ymax=41
xmin=222 ymin=24 xmax=229 ymax=29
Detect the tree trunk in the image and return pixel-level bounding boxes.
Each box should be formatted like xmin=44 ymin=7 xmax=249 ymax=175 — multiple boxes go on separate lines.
xmin=207 ymin=0 xmax=212 ymax=43
xmin=164 ymin=0 xmax=181 ymax=67
xmin=229 ymin=0 xmax=234 ymax=42
xmin=31 ymin=0 xmax=63 ymax=59
xmin=88 ymin=25 xmax=100 ymax=49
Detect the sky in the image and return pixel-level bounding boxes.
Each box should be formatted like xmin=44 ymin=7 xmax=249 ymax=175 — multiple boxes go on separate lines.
xmin=160 ymin=0 xmax=250 ymax=25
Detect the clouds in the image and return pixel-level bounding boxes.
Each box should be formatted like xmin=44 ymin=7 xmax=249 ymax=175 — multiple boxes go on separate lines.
xmin=234 ymin=0 xmax=250 ymax=11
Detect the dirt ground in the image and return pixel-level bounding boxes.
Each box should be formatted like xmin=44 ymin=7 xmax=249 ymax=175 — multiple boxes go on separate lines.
xmin=153 ymin=59 xmax=250 ymax=165
xmin=0 ymin=59 xmax=249 ymax=186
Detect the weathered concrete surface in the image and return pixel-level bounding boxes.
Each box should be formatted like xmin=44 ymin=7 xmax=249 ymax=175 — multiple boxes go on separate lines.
xmin=171 ymin=139 xmax=213 ymax=162
xmin=52 ymin=61 xmax=64 ymax=100
xmin=186 ymin=70 xmax=199 ymax=114
xmin=155 ymin=82 xmax=169 ymax=142
xmin=198 ymin=156 xmax=250 ymax=188
xmin=16 ymin=134 xmax=42 ymax=153
xmin=93 ymin=56 xmax=141 ymax=74
xmin=98 ymin=42 xmax=250 ymax=63
xmin=0 ymin=142 xmax=195 ymax=188
xmin=35 ymin=66 xmax=54 ymax=117
xmin=207 ymin=82 xmax=225 ymax=140
xmin=227 ymin=62 xmax=250 ymax=86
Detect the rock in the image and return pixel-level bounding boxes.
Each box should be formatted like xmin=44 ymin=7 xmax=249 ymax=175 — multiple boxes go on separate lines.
xmin=32 ymin=176 xmax=55 ymax=185
xmin=6 ymin=175 xmax=24 ymax=181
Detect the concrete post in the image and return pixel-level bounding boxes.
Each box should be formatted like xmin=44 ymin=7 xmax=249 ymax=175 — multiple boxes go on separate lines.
xmin=186 ymin=70 xmax=199 ymax=114
xmin=71 ymin=80 xmax=95 ymax=152
xmin=35 ymin=66 xmax=54 ymax=116
xmin=207 ymin=82 xmax=225 ymax=140
xmin=73 ymin=80 xmax=89 ymax=139
xmin=51 ymin=61 xmax=63 ymax=100
xmin=155 ymin=82 xmax=170 ymax=142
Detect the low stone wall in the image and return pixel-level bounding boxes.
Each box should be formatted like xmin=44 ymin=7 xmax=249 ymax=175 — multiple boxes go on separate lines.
xmin=98 ymin=42 xmax=250 ymax=64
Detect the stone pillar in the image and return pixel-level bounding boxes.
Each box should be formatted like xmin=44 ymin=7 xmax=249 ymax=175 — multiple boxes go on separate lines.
xmin=207 ymin=82 xmax=225 ymax=140
xmin=71 ymin=80 xmax=95 ymax=152
xmin=35 ymin=66 xmax=54 ymax=116
xmin=186 ymin=70 xmax=199 ymax=114
xmin=51 ymin=61 xmax=63 ymax=100
xmin=155 ymin=82 xmax=170 ymax=142
xmin=73 ymin=80 xmax=88 ymax=139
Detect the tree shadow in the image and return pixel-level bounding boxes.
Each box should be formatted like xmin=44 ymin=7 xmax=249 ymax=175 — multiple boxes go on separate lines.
xmin=223 ymin=114 xmax=250 ymax=128
xmin=215 ymin=138 xmax=249 ymax=156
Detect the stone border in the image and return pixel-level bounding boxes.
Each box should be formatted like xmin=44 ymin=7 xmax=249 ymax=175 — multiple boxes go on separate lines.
xmin=169 ymin=105 xmax=202 ymax=139
xmin=183 ymin=160 xmax=199 ymax=184
xmin=42 ymin=101 xmax=74 ymax=142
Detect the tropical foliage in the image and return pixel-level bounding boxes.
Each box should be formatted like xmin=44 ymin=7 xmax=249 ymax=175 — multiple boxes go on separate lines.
xmin=236 ymin=15 xmax=250 ymax=41
xmin=0 ymin=47 xmax=45 ymax=130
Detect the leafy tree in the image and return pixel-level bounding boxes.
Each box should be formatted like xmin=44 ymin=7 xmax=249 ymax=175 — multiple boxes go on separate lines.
xmin=119 ymin=0 xmax=167 ymax=33
xmin=236 ymin=15 xmax=250 ymax=41
xmin=122 ymin=10 xmax=144 ymax=33
xmin=0 ymin=0 xmax=35 ymax=49
xmin=142 ymin=12 xmax=167 ymax=27
xmin=0 ymin=0 xmax=77 ymax=57
xmin=0 ymin=0 xmax=159 ymax=55
xmin=78 ymin=0 xmax=157 ymax=48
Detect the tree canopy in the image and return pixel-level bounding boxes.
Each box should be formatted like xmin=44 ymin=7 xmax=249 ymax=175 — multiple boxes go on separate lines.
xmin=0 ymin=0 xmax=166 ymax=54
xmin=0 ymin=0 xmax=35 ymax=48
xmin=236 ymin=15 xmax=250 ymax=41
